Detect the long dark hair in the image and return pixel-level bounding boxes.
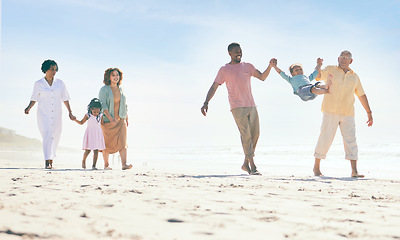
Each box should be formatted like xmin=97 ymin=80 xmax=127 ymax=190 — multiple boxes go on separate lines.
xmin=87 ymin=98 xmax=102 ymax=122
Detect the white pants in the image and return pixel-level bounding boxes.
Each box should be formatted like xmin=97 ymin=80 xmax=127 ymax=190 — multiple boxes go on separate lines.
xmin=314 ymin=112 xmax=358 ymax=160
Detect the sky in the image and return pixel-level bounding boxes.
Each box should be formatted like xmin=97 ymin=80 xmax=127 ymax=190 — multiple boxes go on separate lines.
xmin=1 ymin=0 xmax=400 ymax=149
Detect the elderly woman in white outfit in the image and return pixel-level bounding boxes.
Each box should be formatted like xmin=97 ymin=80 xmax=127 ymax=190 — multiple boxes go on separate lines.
xmin=25 ymin=60 xmax=76 ymax=169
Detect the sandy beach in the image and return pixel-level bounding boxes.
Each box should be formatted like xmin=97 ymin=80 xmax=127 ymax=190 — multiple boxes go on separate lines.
xmin=1 ymin=152 xmax=400 ymax=240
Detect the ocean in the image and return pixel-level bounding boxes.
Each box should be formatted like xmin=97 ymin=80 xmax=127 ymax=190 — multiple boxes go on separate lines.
xmin=2 ymin=142 xmax=399 ymax=180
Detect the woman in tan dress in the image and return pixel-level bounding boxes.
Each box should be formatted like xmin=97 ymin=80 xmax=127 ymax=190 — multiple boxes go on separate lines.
xmin=99 ymin=68 xmax=132 ymax=170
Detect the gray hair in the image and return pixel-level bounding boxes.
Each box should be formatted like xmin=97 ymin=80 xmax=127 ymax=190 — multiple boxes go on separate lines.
xmin=340 ymin=50 xmax=352 ymax=59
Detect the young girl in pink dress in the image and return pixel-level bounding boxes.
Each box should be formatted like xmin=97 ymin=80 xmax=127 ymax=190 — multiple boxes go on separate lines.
xmin=75 ymin=98 xmax=106 ymax=170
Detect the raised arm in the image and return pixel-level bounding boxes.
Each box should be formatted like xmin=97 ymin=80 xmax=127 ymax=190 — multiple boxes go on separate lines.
xmin=253 ymin=58 xmax=275 ymax=81
xmin=358 ymin=94 xmax=373 ymax=127
xmin=201 ymin=82 xmax=220 ymax=116
xmin=272 ymin=59 xmax=293 ymax=83
xmin=271 ymin=58 xmax=282 ymax=74
xmin=315 ymin=58 xmax=323 ymax=73
xmin=74 ymin=114 xmax=89 ymax=125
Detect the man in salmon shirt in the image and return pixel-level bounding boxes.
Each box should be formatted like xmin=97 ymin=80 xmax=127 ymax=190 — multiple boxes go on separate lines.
xmin=314 ymin=50 xmax=373 ymax=178
xmin=201 ymin=42 xmax=274 ymax=175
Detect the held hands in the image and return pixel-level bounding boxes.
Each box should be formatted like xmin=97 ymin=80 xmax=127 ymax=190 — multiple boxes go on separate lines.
xmin=69 ymin=112 xmax=76 ymax=121
xmin=270 ymin=58 xmax=277 ymax=68
xmin=201 ymin=102 xmax=208 ymax=116
xmin=317 ymin=58 xmax=323 ymax=68
xmin=110 ymin=117 xmax=117 ymax=124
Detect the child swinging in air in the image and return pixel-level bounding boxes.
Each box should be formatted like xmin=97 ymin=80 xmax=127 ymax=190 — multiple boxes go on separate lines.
xmin=74 ymin=98 xmax=106 ymax=170
xmin=272 ymin=58 xmax=332 ymax=101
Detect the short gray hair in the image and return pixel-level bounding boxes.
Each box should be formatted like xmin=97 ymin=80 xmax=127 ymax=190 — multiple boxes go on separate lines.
xmin=340 ymin=50 xmax=352 ymax=59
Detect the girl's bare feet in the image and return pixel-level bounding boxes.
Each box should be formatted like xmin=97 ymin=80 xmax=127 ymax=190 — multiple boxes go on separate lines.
xmin=82 ymin=160 xmax=86 ymax=169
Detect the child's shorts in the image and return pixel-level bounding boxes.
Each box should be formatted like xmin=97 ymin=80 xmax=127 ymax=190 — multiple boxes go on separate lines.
xmin=296 ymin=83 xmax=318 ymax=101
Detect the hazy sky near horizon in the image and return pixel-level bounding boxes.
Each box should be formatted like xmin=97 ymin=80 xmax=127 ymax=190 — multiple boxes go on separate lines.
xmin=1 ymin=0 xmax=399 ymax=149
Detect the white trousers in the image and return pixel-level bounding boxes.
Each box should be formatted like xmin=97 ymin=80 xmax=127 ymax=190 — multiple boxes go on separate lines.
xmin=314 ymin=112 xmax=358 ymax=160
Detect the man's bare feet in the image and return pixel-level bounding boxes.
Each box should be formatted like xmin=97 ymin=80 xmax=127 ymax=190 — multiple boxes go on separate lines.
xmin=352 ymin=172 xmax=365 ymax=178
xmin=241 ymin=164 xmax=251 ymax=174
xmin=250 ymin=169 xmax=262 ymax=175
xmin=104 ymin=166 xmax=112 ymax=170
xmin=313 ymin=167 xmax=323 ymax=176
xmin=82 ymin=160 xmax=86 ymax=169
xmin=122 ymin=164 xmax=132 ymax=170
xmin=350 ymin=160 xmax=363 ymax=178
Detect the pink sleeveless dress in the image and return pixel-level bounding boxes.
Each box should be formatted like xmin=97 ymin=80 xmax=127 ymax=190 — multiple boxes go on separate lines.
xmin=82 ymin=113 xmax=106 ymax=150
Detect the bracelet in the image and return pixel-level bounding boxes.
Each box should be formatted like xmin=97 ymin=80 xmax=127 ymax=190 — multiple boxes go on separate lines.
xmin=367 ymin=111 xmax=372 ymax=113
xmin=203 ymin=102 xmax=209 ymax=105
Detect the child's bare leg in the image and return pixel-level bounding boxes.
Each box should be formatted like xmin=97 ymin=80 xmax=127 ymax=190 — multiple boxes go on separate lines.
xmin=82 ymin=150 xmax=91 ymax=169
xmin=92 ymin=150 xmax=98 ymax=170
xmin=311 ymin=86 xmax=330 ymax=95
xmin=241 ymin=157 xmax=251 ymax=174
xmin=312 ymin=74 xmax=333 ymax=95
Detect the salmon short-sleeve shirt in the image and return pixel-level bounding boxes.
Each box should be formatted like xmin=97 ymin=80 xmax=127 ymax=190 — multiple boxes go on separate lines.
xmin=319 ymin=65 xmax=365 ymax=116
xmin=214 ymin=62 xmax=257 ymax=110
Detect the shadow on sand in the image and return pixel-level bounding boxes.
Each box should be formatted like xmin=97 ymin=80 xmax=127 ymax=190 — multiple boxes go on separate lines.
xmin=287 ymin=176 xmax=372 ymax=183
xmin=0 ymin=167 xmax=94 ymax=172
xmin=183 ymin=174 xmax=250 ymax=179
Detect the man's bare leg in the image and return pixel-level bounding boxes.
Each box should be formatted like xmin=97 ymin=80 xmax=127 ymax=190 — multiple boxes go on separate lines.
xmin=102 ymin=151 xmax=111 ymax=169
xmin=241 ymin=157 xmax=251 ymax=174
xmin=313 ymin=158 xmax=323 ymax=176
xmin=248 ymin=156 xmax=261 ymax=175
xmin=350 ymin=160 xmax=364 ymax=178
